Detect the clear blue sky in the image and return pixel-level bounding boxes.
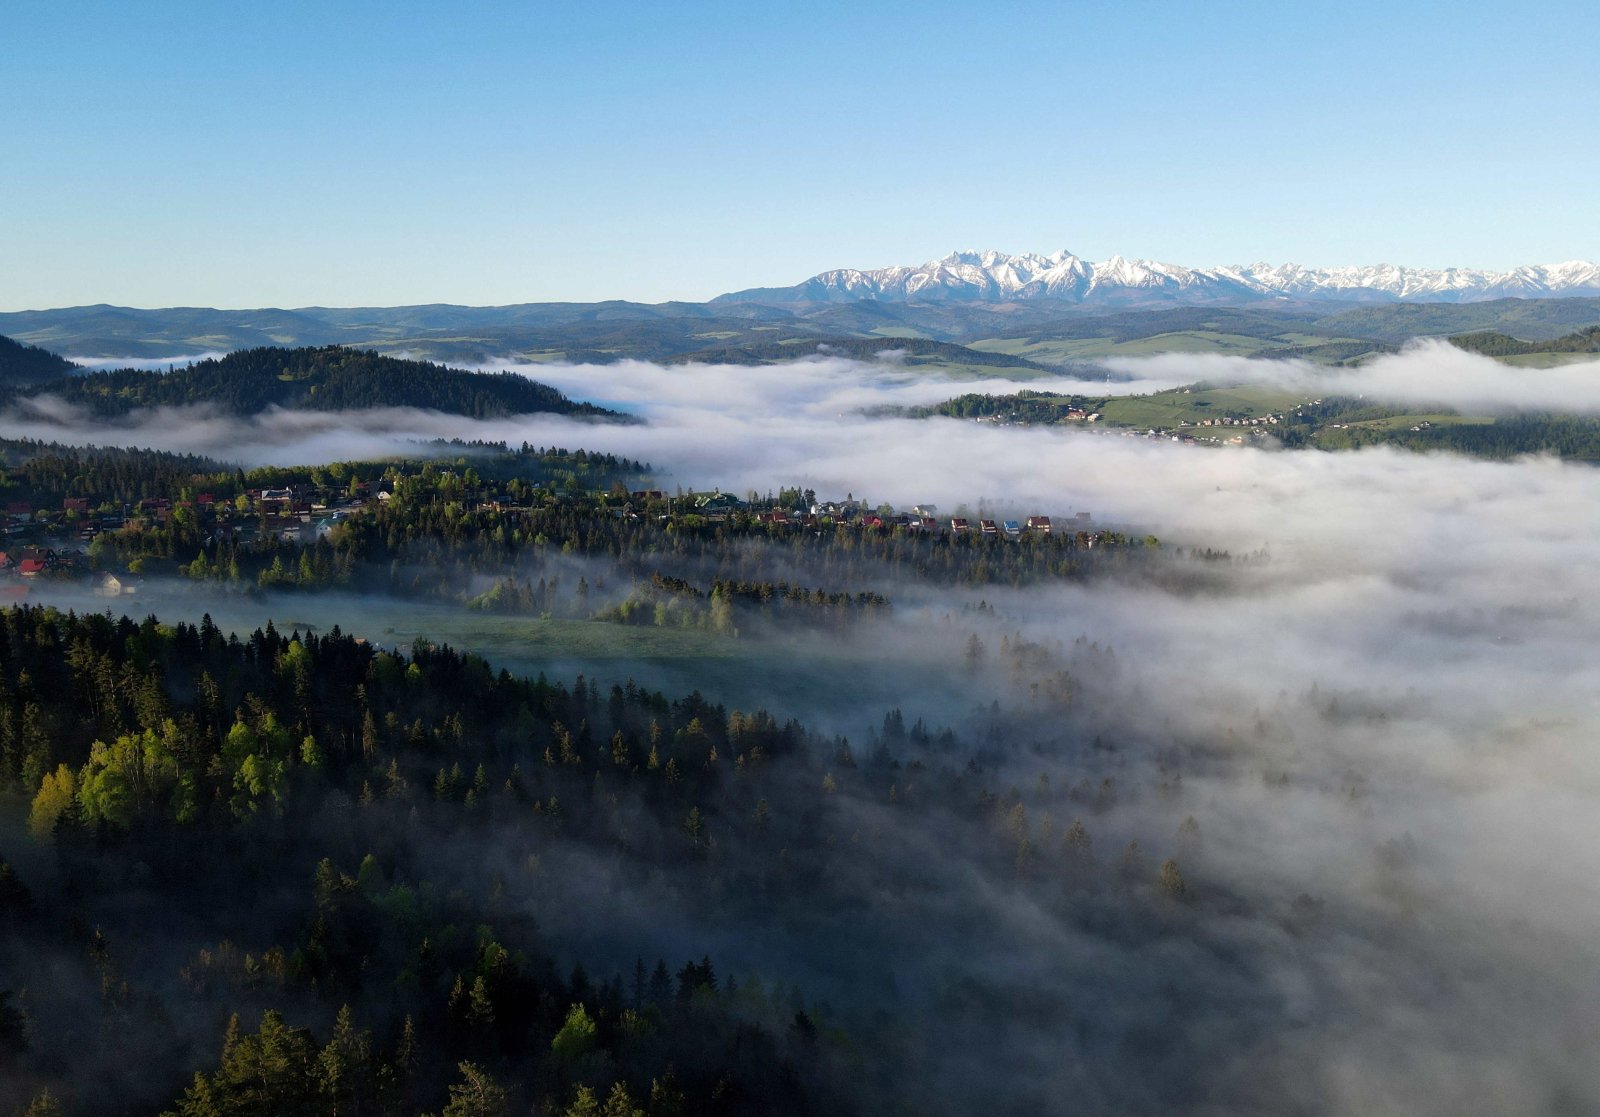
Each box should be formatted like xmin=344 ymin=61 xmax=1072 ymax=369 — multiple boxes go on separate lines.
xmin=3 ymin=0 xmax=1597 ymax=309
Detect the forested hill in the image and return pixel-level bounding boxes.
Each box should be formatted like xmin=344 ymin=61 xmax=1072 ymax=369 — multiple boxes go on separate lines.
xmin=10 ymin=346 xmax=621 ymax=420
xmin=0 ymin=334 xmax=76 ymax=386
xmin=1447 ymin=323 xmax=1600 ymax=357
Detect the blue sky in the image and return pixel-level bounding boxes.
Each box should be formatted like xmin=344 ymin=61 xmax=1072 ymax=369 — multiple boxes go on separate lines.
xmin=3 ymin=0 xmax=1597 ymax=309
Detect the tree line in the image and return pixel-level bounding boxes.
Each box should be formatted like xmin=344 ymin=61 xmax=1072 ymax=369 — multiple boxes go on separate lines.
xmin=3 ymin=346 xmax=624 ymax=421
xmin=0 ymin=602 xmax=1205 ymax=1116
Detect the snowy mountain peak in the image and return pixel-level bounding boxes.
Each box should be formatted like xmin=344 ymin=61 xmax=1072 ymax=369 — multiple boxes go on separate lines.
xmin=716 ymin=250 xmax=1600 ymax=307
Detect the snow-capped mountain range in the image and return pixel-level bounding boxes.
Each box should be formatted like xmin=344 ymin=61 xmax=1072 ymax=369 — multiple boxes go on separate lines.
xmin=716 ymin=249 xmax=1600 ymax=307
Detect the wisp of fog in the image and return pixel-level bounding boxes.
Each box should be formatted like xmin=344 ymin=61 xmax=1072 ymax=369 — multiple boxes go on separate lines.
xmin=5 ymin=342 xmax=1600 ymax=1113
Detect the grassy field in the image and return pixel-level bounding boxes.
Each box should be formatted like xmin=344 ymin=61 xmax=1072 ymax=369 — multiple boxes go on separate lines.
xmin=1099 ymin=385 xmax=1307 ymax=427
xmin=16 ymin=580 xmax=953 ymax=733
xmin=970 ymin=332 xmax=1278 ymax=361
xmin=1309 ymin=412 xmax=1496 ymax=450
xmin=968 ymin=331 xmax=1387 ymax=364
xmin=1496 ymin=352 xmax=1600 ymax=368
xmin=1331 ymin=413 xmax=1495 ymax=432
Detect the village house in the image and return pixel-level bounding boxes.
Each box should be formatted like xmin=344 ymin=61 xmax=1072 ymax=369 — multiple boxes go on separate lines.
xmin=1027 ymin=515 xmax=1052 ymax=534
xmin=95 ymin=572 xmax=135 ymax=597
xmin=257 ymin=488 xmax=294 ymax=514
xmin=697 ymin=492 xmax=744 ymax=513
xmin=12 ymin=547 xmax=58 ymax=572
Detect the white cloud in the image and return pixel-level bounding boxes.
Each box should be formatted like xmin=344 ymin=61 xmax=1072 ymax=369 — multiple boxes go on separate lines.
xmin=1105 ymin=338 xmax=1600 ymax=413
xmin=8 ymin=343 xmax=1600 ymax=1110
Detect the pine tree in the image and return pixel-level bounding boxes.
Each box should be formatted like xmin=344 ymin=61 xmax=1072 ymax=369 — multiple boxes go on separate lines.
xmin=467 ymin=975 xmax=496 ymax=1034
xmin=551 ymin=1003 xmax=598 ymax=1062
xmin=24 ymin=1090 xmax=63 ymax=1117
xmin=1158 ymin=858 xmax=1188 ymax=900
xmin=601 ymin=1082 xmax=643 ymax=1117
xmin=563 ymin=1086 xmax=601 ymax=1117
xmin=315 ymin=1004 xmax=373 ymax=1116
xmin=1062 ymin=817 xmax=1094 ymax=874
xmin=441 ymin=1061 xmax=509 ymax=1117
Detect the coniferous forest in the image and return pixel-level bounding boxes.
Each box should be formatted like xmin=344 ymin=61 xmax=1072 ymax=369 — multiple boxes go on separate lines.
xmin=10 ymin=2 xmax=1600 ymax=1110
xmin=0 ymin=335 xmax=1596 ymax=1117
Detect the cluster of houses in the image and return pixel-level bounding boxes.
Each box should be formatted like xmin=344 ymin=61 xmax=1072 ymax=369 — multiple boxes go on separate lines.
xmin=853 ymin=510 xmax=1092 ymax=539
xmin=0 ymin=472 xmax=1109 ymax=605
xmin=665 ymin=494 xmax=1095 ymax=539
xmin=965 ymin=409 xmax=1102 ymax=426
xmin=955 ymin=405 xmax=1291 ymax=447
xmin=0 ymin=478 xmax=395 ymax=596
xmin=0 ymin=546 xmax=80 ymax=579
xmin=1190 ymin=414 xmax=1283 ymax=428
xmin=2 ymin=483 xmax=381 ymax=548
xmin=1112 ymin=410 xmax=1293 ymax=446
xmin=0 ymin=546 xmax=132 ymax=598
xmin=6 ymin=497 xmax=130 ymax=542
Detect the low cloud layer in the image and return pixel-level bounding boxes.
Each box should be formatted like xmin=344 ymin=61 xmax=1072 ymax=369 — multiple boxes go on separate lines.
xmin=68 ymin=351 xmax=227 ymax=371
xmin=1106 ymin=338 xmax=1600 ymax=414
xmin=7 ymin=343 xmax=1600 ymax=1112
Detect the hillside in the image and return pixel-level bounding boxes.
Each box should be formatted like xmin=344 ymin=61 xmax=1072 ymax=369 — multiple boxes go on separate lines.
xmin=0 ymin=333 xmax=76 ymax=385
xmin=11 ymin=345 xmax=621 ymax=420
xmin=966 ymin=306 xmax=1393 ymax=364
xmin=1447 ymin=324 xmax=1600 ymax=357
xmin=1312 ymin=297 xmax=1600 ymax=344
xmin=665 ymin=335 xmax=1061 ymax=374
xmin=6 ymin=294 xmax=1600 ymax=370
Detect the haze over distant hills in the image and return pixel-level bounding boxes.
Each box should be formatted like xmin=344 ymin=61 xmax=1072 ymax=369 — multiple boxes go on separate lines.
xmin=5 ymin=249 xmax=1600 ymax=370
xmin=717 ymin=249 xmax=1600 ymax=307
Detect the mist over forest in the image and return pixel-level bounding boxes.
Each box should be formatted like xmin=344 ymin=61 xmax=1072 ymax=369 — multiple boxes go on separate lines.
xmin=2 ymin=340 xmax=1598 ymax=1117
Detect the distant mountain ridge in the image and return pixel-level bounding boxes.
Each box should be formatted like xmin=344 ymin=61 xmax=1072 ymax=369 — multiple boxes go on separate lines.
xmin=5 ymin=291 xmax=1600 ymax=371
xmin=716 ymin=249 xmax=1600 ymax=307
